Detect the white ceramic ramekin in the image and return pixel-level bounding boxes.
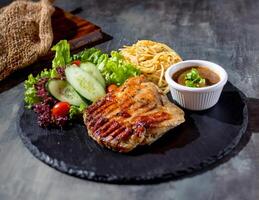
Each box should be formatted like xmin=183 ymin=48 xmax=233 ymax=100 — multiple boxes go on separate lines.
xmin=165 ymin=60 xmax=228 ymax=111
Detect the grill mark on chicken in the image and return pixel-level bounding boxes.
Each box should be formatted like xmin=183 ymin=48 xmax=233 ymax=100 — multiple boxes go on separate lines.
xmin=91 ymin=102 xmax=117 ymax=120
xmin=87 ymin=97 xmax=108 ymax=114
xmin=99 ymin=120 xmax=121 ymax=137
xmin=115 ymin=127 xmax=133 ymax=141
xmin=94 ymin=120 xmax=117 ymax=136
xmin=84 ymin=76 xmax=185 ymax=153
xmin=132 ymin=122 xmax=146 ymax=137
xmin=108 ymin=126 xmax=127 ymax=138
xmin=117 ymin=111 xmax=131 ymax=118
xmin=92 ymin=117 xmax=108 ymax=132
xmin=91 ymin=100 xmax=115 ymax=117
xmin=133 ymin=112 xmax=170 ymax=128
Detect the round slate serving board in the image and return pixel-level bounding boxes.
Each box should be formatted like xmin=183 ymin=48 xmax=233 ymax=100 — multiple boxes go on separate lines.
xmin=18 ymin=82 xmax=248 ymax=184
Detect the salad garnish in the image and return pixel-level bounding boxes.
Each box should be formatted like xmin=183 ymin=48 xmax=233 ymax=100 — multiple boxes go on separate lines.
xmin=72 ymin=49 xmax=141 ymax=86
xmin=51 ymin=40 xmax=71 ymax=69
xmin=24 ymin=40 xmax=140 ymax=128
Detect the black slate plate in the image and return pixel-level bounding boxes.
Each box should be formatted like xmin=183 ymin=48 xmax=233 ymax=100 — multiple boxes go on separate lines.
xmin=18 ymin=82 xmax=248 ymax=184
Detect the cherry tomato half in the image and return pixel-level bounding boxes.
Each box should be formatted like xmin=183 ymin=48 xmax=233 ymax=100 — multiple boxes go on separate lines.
xmin=107 ymin=84 xmax=118 ymax=93
xmin=72 ymin=60 xmax=81 ymax=66
xmin=52 ymin=102 xmax=70 ymax=118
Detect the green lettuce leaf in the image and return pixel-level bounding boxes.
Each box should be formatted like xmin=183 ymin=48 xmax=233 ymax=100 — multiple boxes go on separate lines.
xmin=24 ymin=74 xmax=40 ymax=108
xmin=25 ymin=40 xmax=72 ymax=109
xmin=102 ymin=51 xmax=140 ymax=85
xmin=51 ymin=40 xmax=71 ymax=68
xmin=72 ymin=48 xmax=140 ymax=86
xmin=69 ymin=103 xmax=87 ymax=120
xmin=24 ymin=69 xmax=52 ymax=108
xmin=72 ymin=48 xmax=101 ymax=64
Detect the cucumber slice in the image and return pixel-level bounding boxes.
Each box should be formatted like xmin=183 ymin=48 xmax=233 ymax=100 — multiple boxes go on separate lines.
xmin=65 ymin=66 xmax=105 ymax=102
xmin=80 ymin=62 xmax=106 ymax=87
xmin=47 ymin=79 xmax=86 ymax=106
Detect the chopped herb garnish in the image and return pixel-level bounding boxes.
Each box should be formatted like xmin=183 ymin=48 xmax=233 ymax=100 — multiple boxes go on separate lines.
xmin=184 ymin=68 xmax=206 ymax=88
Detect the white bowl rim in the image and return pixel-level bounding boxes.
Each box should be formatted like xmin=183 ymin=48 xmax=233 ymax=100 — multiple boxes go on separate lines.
xmin=165 ymin=60 xmax=228 ymax=92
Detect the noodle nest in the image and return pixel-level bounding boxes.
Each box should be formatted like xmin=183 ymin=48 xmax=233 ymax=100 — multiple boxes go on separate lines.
xmin=120 ymin=40 xmax=182 ymax=93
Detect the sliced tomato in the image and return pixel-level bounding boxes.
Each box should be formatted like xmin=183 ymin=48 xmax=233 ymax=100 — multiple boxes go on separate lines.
xmin=72 ymin=60 xmax=81 ymax=66
xmin=52 ymin=102 xmax=70 ymax=118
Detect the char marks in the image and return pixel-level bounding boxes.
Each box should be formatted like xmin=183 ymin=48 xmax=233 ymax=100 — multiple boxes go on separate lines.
xmin=84 ymin=76 xmax=185 ymax=152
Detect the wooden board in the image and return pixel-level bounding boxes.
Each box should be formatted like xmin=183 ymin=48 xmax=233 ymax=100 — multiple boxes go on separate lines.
xmin=42 ymin=7 xmax=108 ymax=59
xmin=53 ymin=7 xmax=105 ymax=50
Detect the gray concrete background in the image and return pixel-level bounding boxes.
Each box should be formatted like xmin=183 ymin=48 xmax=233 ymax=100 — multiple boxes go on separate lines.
xmin=0 ymin=0 xmax=259 ymax=199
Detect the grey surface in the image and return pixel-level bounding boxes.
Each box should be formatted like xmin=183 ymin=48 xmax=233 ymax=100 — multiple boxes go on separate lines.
xmin=0 ymin=0 xmax=259 ymax=199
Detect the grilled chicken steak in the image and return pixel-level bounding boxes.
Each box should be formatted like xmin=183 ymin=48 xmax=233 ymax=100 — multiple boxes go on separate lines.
xmin=84 ymin=76 xmax=185 ymax=152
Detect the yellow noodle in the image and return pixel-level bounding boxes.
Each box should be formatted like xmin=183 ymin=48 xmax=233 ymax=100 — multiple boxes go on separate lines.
xmin=120 ymin=40 xmax=182 ymax=93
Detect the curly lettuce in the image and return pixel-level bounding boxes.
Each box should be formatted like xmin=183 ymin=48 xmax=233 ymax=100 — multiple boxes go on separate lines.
xmin=24 ymin=69 xmax=52 ymax=108
xmin=69 ymin=103 xmax=87 ymax=120
xmin=24 ymin=40 xmax=72 ymax=109
xmin=51 ymin=40 xmax=71 ymax=68
xmin=72 ymin=48 xmax=140 ymax=86
xmin=103 ymin=51 xmax=140 ymax=85
xmin=24 ymin=74 xmax=39 ymax=108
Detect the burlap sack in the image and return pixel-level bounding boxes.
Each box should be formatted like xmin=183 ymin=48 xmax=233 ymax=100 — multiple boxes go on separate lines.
xmin=0 ymin=0 xmax=55 ymax=81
